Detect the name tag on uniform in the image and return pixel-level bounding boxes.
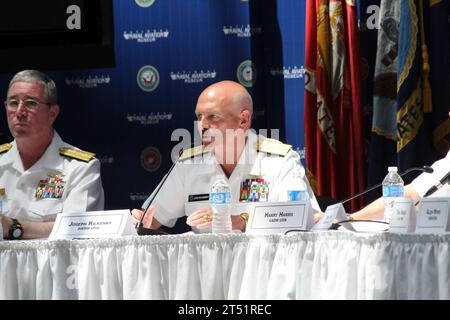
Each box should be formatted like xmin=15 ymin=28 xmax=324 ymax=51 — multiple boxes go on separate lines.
xmin=48 ymin=210 xmax=137 ymax=240
xmin=246 ymin=201 xmax=314 ymax=234
xmin=188 ymin=193 xmax=210 ymax=202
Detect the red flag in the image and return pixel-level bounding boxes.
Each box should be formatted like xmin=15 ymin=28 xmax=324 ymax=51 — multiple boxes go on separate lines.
xmin=304 ymin=0 xmax=365 ymax=212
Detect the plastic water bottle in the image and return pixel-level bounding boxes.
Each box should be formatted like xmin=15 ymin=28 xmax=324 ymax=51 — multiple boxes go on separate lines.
xmin=210 ymin=174 xmax=232 ymax=233
xmin=287 ymin=165 xmax=309 ymax=201
xmin=382 ymin=166 xmax=404 ymax=223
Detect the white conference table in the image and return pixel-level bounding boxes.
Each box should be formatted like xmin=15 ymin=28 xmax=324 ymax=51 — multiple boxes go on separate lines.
xmin=0 ymin=231 xmax=449 ymax=300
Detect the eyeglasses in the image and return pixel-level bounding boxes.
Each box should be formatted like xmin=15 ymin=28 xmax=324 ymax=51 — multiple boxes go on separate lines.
xmin=4 ymin=98 xmax=50 ymax=111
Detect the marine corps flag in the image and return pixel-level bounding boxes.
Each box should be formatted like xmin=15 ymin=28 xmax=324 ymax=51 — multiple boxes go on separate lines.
xmin=304 ymin=0 xmax=365 ymax=211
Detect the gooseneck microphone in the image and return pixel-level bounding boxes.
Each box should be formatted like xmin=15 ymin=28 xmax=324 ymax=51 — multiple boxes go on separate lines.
xmin=136 ymin=147 xmax=186 ymax=236
xmin=340 ymin=166 xmax=434 ymax=205
xmin=423 ymin=170 xmax=450 ymax=197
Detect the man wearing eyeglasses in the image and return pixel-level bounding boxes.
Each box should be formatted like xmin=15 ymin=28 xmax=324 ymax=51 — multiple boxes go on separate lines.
xmin=0 ymin=70 xmax=104 ymax=240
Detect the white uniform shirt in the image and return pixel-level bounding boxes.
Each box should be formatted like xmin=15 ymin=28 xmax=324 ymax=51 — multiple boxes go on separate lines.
xmin=144 ymin=131 xmax=320 ymax=232
xmin=0 ymin=132 xmax=104 ymax=222
xmin=411 ymin=150 xmax=450 ymax=197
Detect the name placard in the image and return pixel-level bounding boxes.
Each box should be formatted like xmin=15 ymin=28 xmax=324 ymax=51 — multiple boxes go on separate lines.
xmin=311 ymin=202 xmax=356 ymax=231
xmin=388 ymin=197 xmax=416 ymax=233
xmin=246 ymin=201 xmax=313 ymax=234
xmin=416 ymin=197 xmax=450 ymax=234
xmin=48 ymin=209 xmax=137 ymax=240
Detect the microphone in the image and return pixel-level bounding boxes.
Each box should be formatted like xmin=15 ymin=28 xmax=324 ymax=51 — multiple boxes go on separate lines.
xmin=340 ymin=165 xmax=434 ymax=205
xmin=136 ymin=146 xmax=187 ymax=236
xmin=423 ymin=170 xmax=450 ymax=197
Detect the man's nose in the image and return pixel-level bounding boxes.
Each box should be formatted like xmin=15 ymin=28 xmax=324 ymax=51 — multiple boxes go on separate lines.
xmin=199 ymin=118 xmax=210 ymax=130
xmin=15 ymin=101 xmax=28 ymax=117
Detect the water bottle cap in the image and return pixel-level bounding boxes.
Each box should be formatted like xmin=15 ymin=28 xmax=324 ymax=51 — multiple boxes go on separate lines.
xmin=388 ymin=166 xmax=398 ymax=172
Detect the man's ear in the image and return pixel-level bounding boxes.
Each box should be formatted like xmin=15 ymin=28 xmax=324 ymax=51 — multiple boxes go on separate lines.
xmin=49 ymin=104 xmax=60 ymax=123
xmin=239 ymin=109 xmax=251 ymax=129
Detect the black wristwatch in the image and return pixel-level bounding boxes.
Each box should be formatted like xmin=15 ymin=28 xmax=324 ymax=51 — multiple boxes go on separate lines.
xmin=8 ymin=218 xmax=24 ymax=240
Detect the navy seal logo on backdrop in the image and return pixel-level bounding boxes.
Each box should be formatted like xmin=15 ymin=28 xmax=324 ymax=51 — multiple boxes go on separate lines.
xmin=135 ymin=0 xmax=156 ymax=8
xmin=236 ymin=60 xmax=256 ymax=88
xmin=137 ymin=65 xmax=160 ymax=92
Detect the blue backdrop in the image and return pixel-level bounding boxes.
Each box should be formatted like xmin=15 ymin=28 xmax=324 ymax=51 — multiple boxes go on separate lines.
xmin=0 ymin=0 xmax=307 ymax=230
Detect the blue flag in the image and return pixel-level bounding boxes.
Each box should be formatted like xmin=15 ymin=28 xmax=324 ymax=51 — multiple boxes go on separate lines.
xmin=396 ymin=0 xmax=442 ymax=180
xmin=367 ymin=0 xmax=400 ymax=200
xmin=429 ymin=0 xmax=450 ymax=154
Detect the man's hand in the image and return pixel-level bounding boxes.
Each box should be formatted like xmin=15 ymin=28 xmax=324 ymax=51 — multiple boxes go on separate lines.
xmin=187 ymin=208 xmax=247 ymax=231
xmin=131 ymin=207 xmax=154 ymax=228
xmin=1 ymin=214 xmax=12 ymax=239
xmin=313 ymin=211 xmax=324 ymax=224
xmin=186 ymin=207 xmax=213 ymax=229
xmin=1 ymin=214 xmax=15 ymax=239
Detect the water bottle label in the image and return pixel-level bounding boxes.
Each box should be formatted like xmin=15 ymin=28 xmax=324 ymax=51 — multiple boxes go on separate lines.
xmin=210 ymin=192 xmax=230 ymax=204
xmin=287 ymin=190 xmax=308 ymax=201
xmin=383 ymin=185 xmax=404 ymax=197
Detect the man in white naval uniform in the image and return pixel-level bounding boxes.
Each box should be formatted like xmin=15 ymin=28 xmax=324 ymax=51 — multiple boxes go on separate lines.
xmin=131 ymin=80 xmax=320 ymax=233
xmin=0 ymin=70 xmax=104 ymax=240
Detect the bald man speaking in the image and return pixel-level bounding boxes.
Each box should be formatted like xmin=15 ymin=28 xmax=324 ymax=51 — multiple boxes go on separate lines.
xmin=131 ymin=81 xmax=320 ymax=233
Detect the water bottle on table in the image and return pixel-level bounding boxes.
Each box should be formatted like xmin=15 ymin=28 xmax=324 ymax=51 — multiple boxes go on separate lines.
xmin=210 ymin=174 xmax=232 ymax=233
xmin=287 ymin=165 xmax=309 ymax=201
xmin=382 ymin=166 xmax=404 ymax=223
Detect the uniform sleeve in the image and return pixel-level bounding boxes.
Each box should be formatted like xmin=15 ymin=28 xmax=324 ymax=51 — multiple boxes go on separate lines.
xmin=63 ymin=158 xmax=105 ymax=212
xmin=272 ymin=150 xmax=321 ymax=212
xmin=411 ymin=152 xmax=450 ymax=197
xmin=142 ymin=161 xmax=186 ymax=228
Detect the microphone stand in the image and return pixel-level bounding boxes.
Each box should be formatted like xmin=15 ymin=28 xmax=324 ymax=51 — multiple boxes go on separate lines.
xmin=423 ymin=171 xmax=450 ymax=197
xmin=136 ymin=148 xmax=185 ymax=236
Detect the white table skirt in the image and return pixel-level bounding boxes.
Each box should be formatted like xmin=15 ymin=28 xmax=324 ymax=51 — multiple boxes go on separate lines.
xmin=0 ymin=231 xmax=449 ymax=300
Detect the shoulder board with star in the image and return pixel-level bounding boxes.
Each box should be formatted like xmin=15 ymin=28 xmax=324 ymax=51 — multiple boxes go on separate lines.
xmin=179 ymin=145 xmax=208 ymax=161
xmin=256 ymin=139 xmax=292 ymax=157
xmin=0 ymin=143 xmax=12 ymax=155
xmin=59 ymin=147 xmax=96 ymax=162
